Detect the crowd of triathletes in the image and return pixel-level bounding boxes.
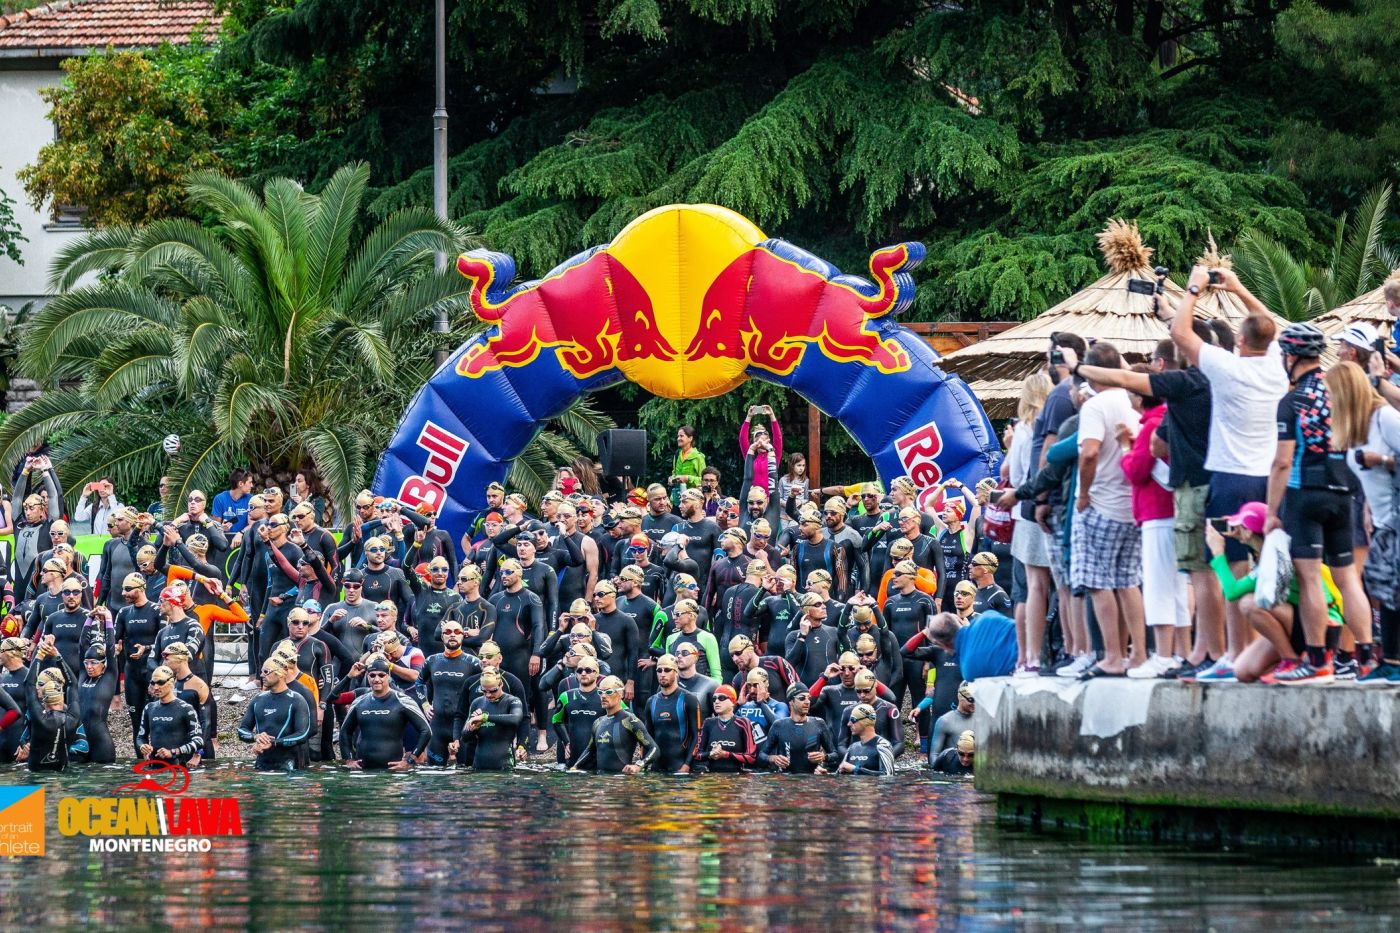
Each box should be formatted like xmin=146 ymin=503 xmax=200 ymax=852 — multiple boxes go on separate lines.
xmin=0 ymin=407 xmax=996 ymax=776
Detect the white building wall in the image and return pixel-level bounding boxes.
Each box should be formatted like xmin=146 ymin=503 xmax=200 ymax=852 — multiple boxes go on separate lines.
xmin=0 ymin=65 xmax=85 ymax=309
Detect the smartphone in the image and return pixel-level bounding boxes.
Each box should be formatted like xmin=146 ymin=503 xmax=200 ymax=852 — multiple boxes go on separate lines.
xmin=1208 ymin=270 xmax=1222 ymax=285
xmin=1209 ymin=518 xmax=1229 ymax=533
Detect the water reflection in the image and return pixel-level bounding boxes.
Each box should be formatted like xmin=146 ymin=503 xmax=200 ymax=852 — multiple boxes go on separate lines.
xmin=0 ymin=764 xmax=1397 ymax=930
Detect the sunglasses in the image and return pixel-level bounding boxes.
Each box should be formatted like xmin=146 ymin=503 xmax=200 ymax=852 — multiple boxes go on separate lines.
xmin=600 ymin=688 xmax=621 ymax=696
xmin=289 ymin=620 xmax=309 ymax=627
xmin=150 ymin=678 xmax=172 ymax=687
xmin=344 ymin=582 xmax=363 ymax=588
xmin=122 ymin=585 xmax=142 ymax=592
xmin=366 ymin=672 xmax=389 ymax=679
xmin=840 ymin=665 xmax=860 ymax=673
xmin=656 ymin=666 xmax=677 ymax=673
xmin=366 ymin=547 xmax=387 ymax=554
xmin=857 ymin=651 xmax=877 ymax=660
xmin=577 ymin=668 xmax=599 ymax=675
xmin=61 ymin=589 xmax=83 ymax=596
xmin=442 ymin=629 xmax=463 ymax=636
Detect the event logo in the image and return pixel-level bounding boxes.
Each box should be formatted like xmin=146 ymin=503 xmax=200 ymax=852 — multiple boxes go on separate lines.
xmin=685 ymin=244 xmax=915 ymax=376
xmin=59 ymin=761 xmax=243 ymax=853
xmin=894 ymin=421 xmax=947 ymax=511
xmin=396 ymin=421 xmax=470 ymax=514
xmin=0 ymin=786 xmax=45 ymax=856
xmin=455 ymin=250 xmax=676 ymax=381
xmin=451 ymin=211 xmax=920 ymax=393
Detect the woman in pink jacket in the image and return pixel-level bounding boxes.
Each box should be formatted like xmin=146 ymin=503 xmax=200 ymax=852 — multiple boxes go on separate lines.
xmin=1119 ymin=372 xmax=1188 ymax=677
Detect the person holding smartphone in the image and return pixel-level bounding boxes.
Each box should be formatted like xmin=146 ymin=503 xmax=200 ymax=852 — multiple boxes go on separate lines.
xmin=74 ymin=477 xmax=123 ymax=536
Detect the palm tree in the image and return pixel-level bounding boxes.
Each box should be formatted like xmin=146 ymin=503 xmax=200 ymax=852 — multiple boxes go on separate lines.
xmin=1232 ymin=183 xmax=1397 ymax=320
xmin=1 ymin=162 xmax=613 ymax=517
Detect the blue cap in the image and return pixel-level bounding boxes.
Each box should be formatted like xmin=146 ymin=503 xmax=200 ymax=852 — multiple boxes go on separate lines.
xmin=302 ymin=599 xmax=323 ymax=615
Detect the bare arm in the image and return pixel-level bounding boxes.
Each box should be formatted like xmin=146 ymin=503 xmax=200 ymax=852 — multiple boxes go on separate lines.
xmin=1265 ymin=440 xmax=1293 ymax=533
xmin=1058 ymin=346 xmax=1152 ymax=396
xmin=1170 ymin=269 xmax=1207 ymax=367
xmin=1076 ymin=439 xmax=1101 ymax=511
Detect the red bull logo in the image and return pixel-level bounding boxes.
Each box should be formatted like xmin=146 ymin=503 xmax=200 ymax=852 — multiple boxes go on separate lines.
xmin=451 ymin=206 xmax=921 ymax=398
xmin=685 ymin=244 xmax=915 ymax=376
xmin=456 ymin=250 xmax=676 ymax=380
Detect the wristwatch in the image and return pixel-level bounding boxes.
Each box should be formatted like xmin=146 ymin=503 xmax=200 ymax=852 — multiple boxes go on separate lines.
xmin=1187 ymin=284 xmax=1202 ymax=296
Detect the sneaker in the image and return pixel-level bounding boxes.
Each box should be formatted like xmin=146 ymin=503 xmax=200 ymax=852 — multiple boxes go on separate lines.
xmin=1357 ymin=657 xmax=1380 ymax=680
xmin=1013 ymin=663 xmax=1040 ymax=679
xmin=1271 ymin=659 xmax=1335 ymax=686
xmin=1194 ymin=658 xmax=1237 ymax=683
xmin=1126 ymin=662 xmax=1158 ymax=679
xmin=1334 ymin=658 xmax=1359 ymax=681
xmin=1057 ymin=654 xmax=1091 ymax=678
xmin=1169 ymin=657 xmax=1212 ymax=682
xmin=1259 ymin=658 xmax=1300 ymax=685
xmin=1358 ymin=661 xmax=1400 ymax=685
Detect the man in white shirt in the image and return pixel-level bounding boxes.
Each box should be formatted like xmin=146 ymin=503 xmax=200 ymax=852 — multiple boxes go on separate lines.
xmin=1170 ymin=268 xmax=1288 ymax=681
xmin=74 ymin=477 xmax=124 ymax=536
xmin=1070 ymin=342 xmax=1147 ymax=679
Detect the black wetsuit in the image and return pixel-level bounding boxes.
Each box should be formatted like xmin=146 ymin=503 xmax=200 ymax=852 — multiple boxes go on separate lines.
xmin=642 ymin=687 xmax=701 ymax=773
xmin=38 ymin=607 xmax=91 ymax=677
xmin=836 ymin=698 xmax=903 ymax=760
xmin=237 ymin=688 xmax=311 ymax=771
xmin=410 ymin=586 xmax=461 ymax=657
xmin=77 ymin=640 xmax=118 ymax=763
xmin=784 ymin=622 xmax=842 ymax=689
xmin=456 ymin=692 xmax=525 ymax=770
xmin=360 ymin=563 xmax=413 ymax=624
xmin=691 ymin=715 xmax=757 ymax=773
xmin=678 ymin=672 xmax=717 ymax=713
xmin=551 ymin=685 xmax=605 ymax=767
xmin=421 ymin=650 xmax=481 ymax=765
xmin=153 ymin=617 xmax=205 ymax=674
xmin=25 ymin=657 xmax=79 ymax=772
xmin=175 ymin=674 xmax=215 ymax=762
xmin=884 ymin=589 xmax=938 ymax=706
xmin=843 ymin=734 xmax=895 ymax=774
xmin=449 ymin=595 xmax=496 ymax=641
xmin=114 ymin=600 xmax=161 ymax=751
xmin=137 ymin=694 xmax=204 ymax=765
xmin=760 ymin=716 xmax=835 ymax=773
xmin=704 ymin=553 xmax=749 ymax=620
xmin=932 ymin=747 xmax=974 ymax=775
xmin=340 ymin=689 xmax=431 ymax=768
xmin=592 ymin=608 xmax=640 ymax=688
xmin=483 ymin=586 xmax=545 ymax=731
xmin=745 ymin=589 xmax=802 ymax=650
xmin=0 ymin=664 xmax=26 ymax=762
xmin=574 ymin=707 xmax=659 ymax=773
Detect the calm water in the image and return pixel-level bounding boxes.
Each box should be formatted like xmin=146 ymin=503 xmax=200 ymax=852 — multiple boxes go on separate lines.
xmin=2 ymin=763 xmax=1399 ymax=930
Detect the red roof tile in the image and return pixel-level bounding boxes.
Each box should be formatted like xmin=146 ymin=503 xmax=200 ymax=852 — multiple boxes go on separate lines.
xmin=0 ymin=0 xmax=220 ymax=52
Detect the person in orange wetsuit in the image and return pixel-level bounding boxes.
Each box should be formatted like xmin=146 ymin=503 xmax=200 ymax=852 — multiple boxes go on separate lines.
xmin=163 ymin=567 xmax=248 ymax=683
xmin=875 ymin=537 xmax=938 ymax=613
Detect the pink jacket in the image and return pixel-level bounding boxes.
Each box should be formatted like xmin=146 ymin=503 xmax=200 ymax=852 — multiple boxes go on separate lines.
xmin=1120 ymin=404 xmax=1173 ymax=524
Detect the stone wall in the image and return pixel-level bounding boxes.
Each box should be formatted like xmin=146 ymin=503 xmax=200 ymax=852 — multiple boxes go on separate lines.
xmin=972 ymin=677 xmax=1400 ymax=819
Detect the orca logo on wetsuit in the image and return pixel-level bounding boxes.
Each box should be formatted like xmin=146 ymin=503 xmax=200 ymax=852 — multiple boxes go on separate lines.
xmin=360 ymin=709 xmax=394 ymax=716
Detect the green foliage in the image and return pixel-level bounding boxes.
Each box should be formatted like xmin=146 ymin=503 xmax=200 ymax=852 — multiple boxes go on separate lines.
xmin=4 ymin=164 xmax=476 ymax=517
xmin=0 ymin=184 xmax=23 ymax=264
xmin=18 ymin=46 xmax=227 ymax=225
xmin=1233 ymin=184 xmax=1397 ymax=321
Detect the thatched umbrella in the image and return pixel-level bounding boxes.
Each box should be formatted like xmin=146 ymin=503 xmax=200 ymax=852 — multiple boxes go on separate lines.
xmin=942 ymin=223 xmax=1282 ymax=418
xmin=1311 ymin=270 xmax=1398 ymax=369
xmin=942 ymin=220 xmax=1185 ymax=419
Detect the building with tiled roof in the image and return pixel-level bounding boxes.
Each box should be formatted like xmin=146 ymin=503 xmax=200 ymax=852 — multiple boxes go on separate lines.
xmin=0 ymin=0 xmax=222 ymax=311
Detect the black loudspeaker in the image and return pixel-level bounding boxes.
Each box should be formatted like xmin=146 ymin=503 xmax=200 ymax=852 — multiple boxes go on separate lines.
xmin=598 ymin=429 xmax=647 ymax=478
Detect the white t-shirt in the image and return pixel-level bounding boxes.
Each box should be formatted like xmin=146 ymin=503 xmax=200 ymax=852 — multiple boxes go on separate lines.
xmin=1196 ymin=342 xmax=1289 ymax=476
xmin=1077 ymin=388 xmax=1136 ymax=517
xmin=1348 ymin=405 xmax=1400 ymax=532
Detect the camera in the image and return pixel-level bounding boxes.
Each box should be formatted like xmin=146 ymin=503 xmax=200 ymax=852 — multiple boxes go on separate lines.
xmin=1208 ymin=270 xmax=1223 ymax=286
xmin=1047 ymin=332 xmax=1065 ymax=366
xmin=1127 ymin=265 xmax=1171 ymax=296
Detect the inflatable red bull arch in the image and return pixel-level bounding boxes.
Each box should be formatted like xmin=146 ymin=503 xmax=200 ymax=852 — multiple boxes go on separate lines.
xmin=375 ymin=204 xmax=1001 ymax=535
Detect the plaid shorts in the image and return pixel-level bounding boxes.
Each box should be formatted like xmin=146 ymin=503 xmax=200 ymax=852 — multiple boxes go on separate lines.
xmin=1071 ymin=506 xmax=1142 ymax=591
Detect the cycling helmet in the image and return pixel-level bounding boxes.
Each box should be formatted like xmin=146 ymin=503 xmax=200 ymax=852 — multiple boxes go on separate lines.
xmin=1278 ymin=322 xmax=1326 ymax=359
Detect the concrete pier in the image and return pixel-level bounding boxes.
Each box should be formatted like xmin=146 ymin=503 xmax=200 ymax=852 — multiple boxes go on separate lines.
xmin=971 ymin=678 xmax=1400 ymax=849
